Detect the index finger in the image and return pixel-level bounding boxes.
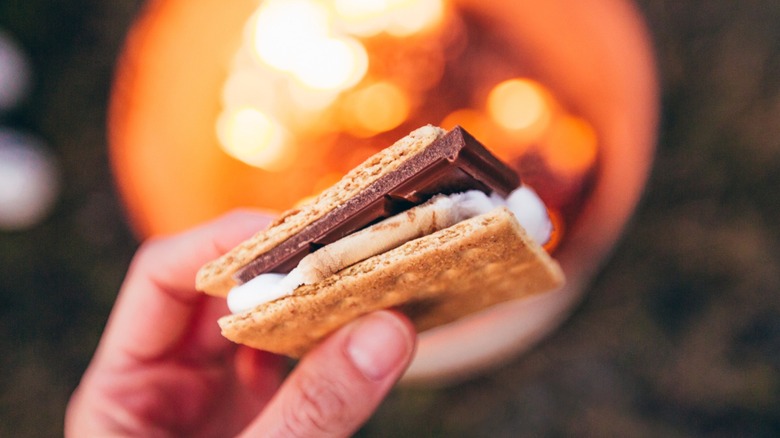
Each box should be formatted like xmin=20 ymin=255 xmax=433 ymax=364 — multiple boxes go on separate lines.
xmin=96 ymin=210 xmax=272 ymax=366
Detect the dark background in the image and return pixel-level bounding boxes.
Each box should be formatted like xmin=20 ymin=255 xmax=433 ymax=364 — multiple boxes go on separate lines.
xmin=1 ymin=1 xmax=779 ymax=436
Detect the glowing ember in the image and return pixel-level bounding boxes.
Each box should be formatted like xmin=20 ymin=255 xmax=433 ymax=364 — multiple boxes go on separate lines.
xmin=216 ymin=107 xmax=288 ymax=170
xmin=218 ymin=0 xmax=444 ymax=170
xmin=341 ymin=81 xmax=410 ymax=136
xmin=291 ymin=37 xmax=367 ymax=90
xmin=334 ymin=0 xmax=444 ymax=36
xmin=252 ymin=0 xmax=331 ymax=73
xmin=541 ymin=115 xmax=598 ymax=175
xmin=251 ymin=0 xmax=367 ymax=91
xmin=487 ymin=78 xmax=551 ymax=133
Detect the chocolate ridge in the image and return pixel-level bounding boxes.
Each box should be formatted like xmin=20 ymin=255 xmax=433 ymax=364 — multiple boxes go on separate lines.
xmin=234 ymin=126 xmax=520 ymax=282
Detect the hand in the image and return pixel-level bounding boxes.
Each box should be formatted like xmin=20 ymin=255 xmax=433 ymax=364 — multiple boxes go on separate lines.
xmin=65 ymin=211 xmax=417 ymax=437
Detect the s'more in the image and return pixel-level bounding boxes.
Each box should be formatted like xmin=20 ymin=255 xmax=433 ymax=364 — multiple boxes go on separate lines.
xmin=196 ymin=125 xmax=564 ymax=357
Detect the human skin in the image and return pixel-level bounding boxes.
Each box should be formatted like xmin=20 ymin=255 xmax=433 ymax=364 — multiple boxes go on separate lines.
xmin=65 ymin=210 xmax=417 ymax=437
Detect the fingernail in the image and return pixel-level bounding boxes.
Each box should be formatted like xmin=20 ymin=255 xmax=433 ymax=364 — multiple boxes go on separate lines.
xmin=346 ymin=311 xmax=413 ymax=381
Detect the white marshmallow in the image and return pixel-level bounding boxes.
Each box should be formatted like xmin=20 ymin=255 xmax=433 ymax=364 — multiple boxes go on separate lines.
xmin=504 ymin=186 xmax=552 ymax=245
xmin=227 ymin=186 xmax=552 ymax=314
xmin=227 ymin=272 xmax=286 ymax=314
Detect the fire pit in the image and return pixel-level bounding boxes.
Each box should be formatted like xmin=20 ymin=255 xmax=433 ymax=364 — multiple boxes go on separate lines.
xmin=109 ymin=0 xmax=657 ymax=382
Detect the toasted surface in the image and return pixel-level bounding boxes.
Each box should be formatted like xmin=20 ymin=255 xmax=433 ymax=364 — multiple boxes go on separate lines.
xmin=196 ymin=125 xmax=446 ymax=297
xmin=218 ymin=207 xmax=565 ymax=358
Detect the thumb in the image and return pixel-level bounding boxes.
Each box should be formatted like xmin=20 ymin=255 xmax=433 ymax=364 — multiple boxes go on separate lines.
xmin=239 ymin=311 xmax=416 ymax=437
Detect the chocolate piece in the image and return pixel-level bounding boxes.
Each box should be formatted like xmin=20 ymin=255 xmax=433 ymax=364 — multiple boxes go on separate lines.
xmin=234 ymin=126 xmax=520 ymax=283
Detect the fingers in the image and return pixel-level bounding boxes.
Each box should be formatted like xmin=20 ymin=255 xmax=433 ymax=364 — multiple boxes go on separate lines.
xmin=97 ymin=210 xmax=272 ymax=365
xmin=240 ymin=311 xmax=416 ymax=438
xmin=129 ymin=210 xmax=273 ymax=299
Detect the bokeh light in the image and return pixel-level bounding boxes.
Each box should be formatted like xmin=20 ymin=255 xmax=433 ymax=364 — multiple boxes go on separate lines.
xmin=0 ymin=30 xmax=31 ymax=112
xmin=216 ymin=107 xmax=289 ymax=170
xmin=541 ymin=115 xmax=598 ymax=175
xmin=487 ymin=78 xmax=552 ymax=134
xmin=291 ymin=36 xmax=368 ymax=90
xmin=0 ymin=129 xmax=60 ymax=230
xmin=341 ymin=81 xmax=410 ymax=136
xmin=251 ymin=0 xmax=331 ymax=73
xmin=333 ymin=0 xmax=444 ymax=37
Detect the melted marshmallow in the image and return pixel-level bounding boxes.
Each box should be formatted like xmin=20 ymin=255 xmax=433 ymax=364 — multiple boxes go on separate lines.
xmin=227 ymin=186 xmax=551 ymax=314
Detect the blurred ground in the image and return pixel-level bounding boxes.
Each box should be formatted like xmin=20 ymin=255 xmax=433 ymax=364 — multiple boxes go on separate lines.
xmin=1 ymin=0 xmax=779 ymax=436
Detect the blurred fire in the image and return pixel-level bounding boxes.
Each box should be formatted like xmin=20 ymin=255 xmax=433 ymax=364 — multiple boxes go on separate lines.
xmin=216 ymin=0 xmax=444 ymax=169
xmin=111 ymin=0 xmax=599 ymax=243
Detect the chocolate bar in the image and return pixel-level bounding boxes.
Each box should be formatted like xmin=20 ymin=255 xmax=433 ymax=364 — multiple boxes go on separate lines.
xmin=234 ymin=127 xmax=520 ymax=282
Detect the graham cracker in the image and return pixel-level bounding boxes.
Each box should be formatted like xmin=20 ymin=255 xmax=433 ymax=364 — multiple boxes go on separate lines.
xmin=218 ymin=207 xmax=564 ymax=358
